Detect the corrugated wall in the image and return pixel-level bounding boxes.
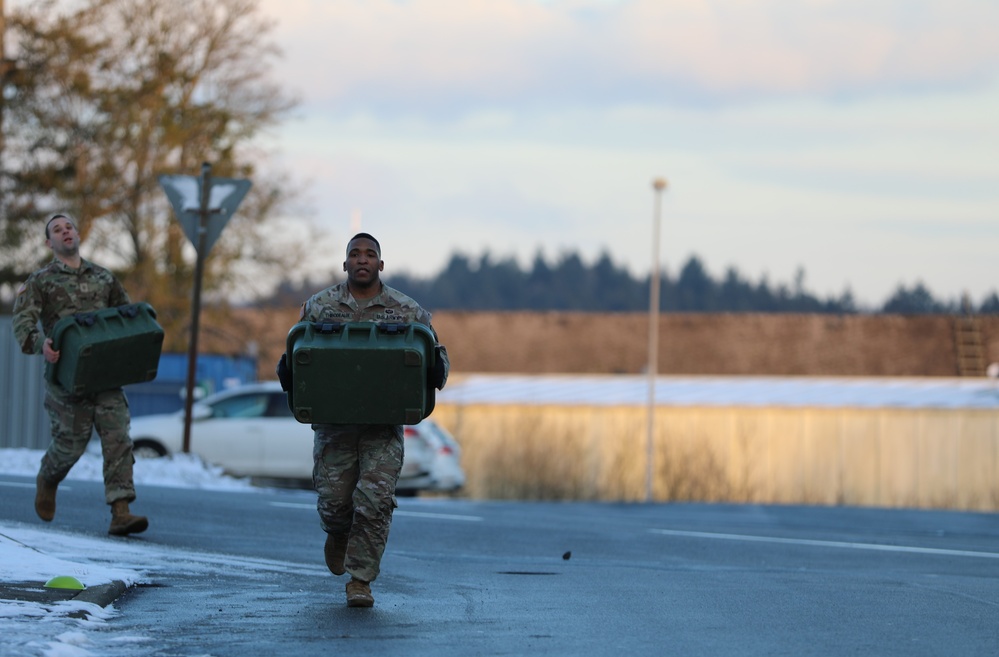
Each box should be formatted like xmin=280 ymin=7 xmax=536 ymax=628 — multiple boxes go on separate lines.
xmin=222 ymin=308 xmax=999 ymax=380
xmin=0 ymin=316 xmax=50 ymax=449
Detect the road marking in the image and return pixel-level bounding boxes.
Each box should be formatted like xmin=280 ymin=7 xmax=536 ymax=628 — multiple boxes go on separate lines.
xmin=395 ymin=510 xmax=483 ymax=522
xmin=0 ymin=481 xmax=72 ymax=490
xmin=650 ymin=528 xmax=999 ymax=559
xmin=267 ymin=501 xmax=483 ymax=522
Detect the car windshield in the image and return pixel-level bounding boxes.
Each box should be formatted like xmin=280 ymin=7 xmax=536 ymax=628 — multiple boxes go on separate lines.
xmin=266 ymin=393 xmax=294 ymax=418
xmin=208 ymin=391 xmax=293 ymax=419
xmin=210 ymin=393 xmax=269 ymax=419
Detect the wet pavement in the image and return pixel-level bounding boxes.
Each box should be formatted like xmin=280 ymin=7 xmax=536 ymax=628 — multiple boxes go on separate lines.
xmin=3 ymin=474 xmax=999 ymax=657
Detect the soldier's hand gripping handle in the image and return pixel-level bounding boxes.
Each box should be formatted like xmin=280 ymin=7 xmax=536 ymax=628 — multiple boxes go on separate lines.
xmin=276 ymin=353 xmax=292 ymax=392
xmin=428 ymin=345 xmax=447 ymax=390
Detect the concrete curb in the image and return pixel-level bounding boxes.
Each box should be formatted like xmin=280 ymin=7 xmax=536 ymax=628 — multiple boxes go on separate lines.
xmin=0 ymin=579 xmax=130 ymax=619
xmin=75 ymin=580 xmax=129 ymax=607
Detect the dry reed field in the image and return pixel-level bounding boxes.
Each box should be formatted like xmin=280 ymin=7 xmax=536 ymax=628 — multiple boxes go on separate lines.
xmin=429 ymin=403 xmax=999 ymax=512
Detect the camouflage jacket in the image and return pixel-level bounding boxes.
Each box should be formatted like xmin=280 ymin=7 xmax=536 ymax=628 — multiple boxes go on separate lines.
xmin=12 ymin=258 xmax=130 ymax=355
xmin=300 ymin=282 xmax=449 ymax=387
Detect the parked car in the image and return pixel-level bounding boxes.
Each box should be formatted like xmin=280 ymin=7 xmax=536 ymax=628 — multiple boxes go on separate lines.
xmin=126 ymin=381 xmax=464 ymax=495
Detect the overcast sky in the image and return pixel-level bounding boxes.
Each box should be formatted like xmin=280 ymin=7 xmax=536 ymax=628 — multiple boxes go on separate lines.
xmin=252 ymin=2 xmax=994 ymax=306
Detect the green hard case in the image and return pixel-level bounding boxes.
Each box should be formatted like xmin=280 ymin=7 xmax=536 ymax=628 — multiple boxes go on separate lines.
xmin=285 ymin=321 xmax=436 ymax=425
xmin=46 ymin=302 xmax=165 ymax=396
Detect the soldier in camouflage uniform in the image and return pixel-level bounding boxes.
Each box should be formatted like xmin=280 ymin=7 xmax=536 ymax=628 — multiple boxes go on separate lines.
xmin=277 ymin=232 xmax=449 ymax=608
xmin=12 ymin=213 xmax=148 ymax=536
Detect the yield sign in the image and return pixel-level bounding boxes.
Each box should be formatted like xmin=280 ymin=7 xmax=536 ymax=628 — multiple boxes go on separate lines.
xmin=159 ymin=174 xmax=252 ymax=255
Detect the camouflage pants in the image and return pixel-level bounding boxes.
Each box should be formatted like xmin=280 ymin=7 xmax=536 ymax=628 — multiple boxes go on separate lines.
xmin=41 ymin=382 xmax=136 ymax=505
xmin=313 ymin=423 xmax=403 ymax=583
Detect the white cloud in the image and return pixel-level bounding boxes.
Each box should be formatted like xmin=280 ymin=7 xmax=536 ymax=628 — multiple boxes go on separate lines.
xmin=263 ymin=0 xmax=999 ymax=114
xmin=255 ymin=0 xmax=999 ymax=306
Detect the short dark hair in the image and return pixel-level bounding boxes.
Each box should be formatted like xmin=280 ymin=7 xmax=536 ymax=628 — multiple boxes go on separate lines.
xmin=45 ymin=213 xmax=76 ymax=239
xmin=348 ymin=232 xmax=381 ymax=255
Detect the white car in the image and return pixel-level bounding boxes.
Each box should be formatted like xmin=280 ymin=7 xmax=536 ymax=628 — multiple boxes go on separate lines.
xmin=126 ymin=381 xmax=464 ymax=495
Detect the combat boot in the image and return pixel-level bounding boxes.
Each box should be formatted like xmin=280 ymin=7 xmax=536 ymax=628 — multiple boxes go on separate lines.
xmin=34 ymin=473 xmax=57 ymax=522
xmin=109 ymin=499 xmax=148 ymax=536
xmin=346 ymin=577 xmax=374 ymax=607
xmin=324 ymin=532 xmax=349 ymax=576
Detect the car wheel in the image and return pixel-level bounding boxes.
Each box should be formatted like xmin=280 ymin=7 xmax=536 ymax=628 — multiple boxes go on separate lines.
xmin=133 ymin=440 xmax=167 ymax=459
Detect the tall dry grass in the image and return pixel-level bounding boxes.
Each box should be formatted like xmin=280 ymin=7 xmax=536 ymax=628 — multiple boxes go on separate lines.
xmin=430 ymin=404 xmax=999 ymax=511
xmin=433 ymin=405 xmax=759 ymax=502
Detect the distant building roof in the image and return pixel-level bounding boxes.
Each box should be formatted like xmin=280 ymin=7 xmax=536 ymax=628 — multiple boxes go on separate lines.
xmin=438 ymin=374 xmax=999 ymax=410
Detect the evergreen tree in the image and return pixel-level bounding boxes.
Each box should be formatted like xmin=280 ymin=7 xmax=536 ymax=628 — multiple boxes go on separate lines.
xmin=881 ymin=282 xmax=948 ymax=314
xmin=259 ymin=247 xmax=988 ymax=316
xmin=978 ymin=293 xmax=999 ymax=314
xmin=676 ymin=256 xmax=715 ymax=311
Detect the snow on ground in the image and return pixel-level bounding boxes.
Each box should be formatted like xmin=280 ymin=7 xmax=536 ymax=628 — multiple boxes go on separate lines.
xmin=0 ymin=448 xmax=263 ymax=657
xmin=1 ymin=445 xmax=256 ymax=491
xmin=0 ymin=526 xmax=142 ymax=656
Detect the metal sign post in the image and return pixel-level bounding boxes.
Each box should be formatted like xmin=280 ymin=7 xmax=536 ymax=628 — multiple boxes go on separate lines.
xmin=159 ymin=163 xmax=251 ymax=453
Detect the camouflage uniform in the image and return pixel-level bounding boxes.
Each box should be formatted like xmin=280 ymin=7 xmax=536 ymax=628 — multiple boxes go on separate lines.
xmin=12 ymin=258 xmax=138 ymax=504
xmin=302 ymin=282 xmax=449 ymax=584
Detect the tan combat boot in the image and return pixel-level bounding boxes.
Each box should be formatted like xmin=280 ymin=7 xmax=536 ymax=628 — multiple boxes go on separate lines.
xmin=109 ymin=499 xmax=149 ymax=536
xmin=324 ymin=532 xmax=349 ymax=576
xmin=346 ymin=578 xmax=374 ymax=607
xmin=35 ymin=473 xmax=58 ymax=522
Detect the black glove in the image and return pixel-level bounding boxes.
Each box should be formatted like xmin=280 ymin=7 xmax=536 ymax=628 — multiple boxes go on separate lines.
xmin=276 ymin=353 xmax=292 ymax=392
xmin=427 ymin=345 xmax=446 ymax=390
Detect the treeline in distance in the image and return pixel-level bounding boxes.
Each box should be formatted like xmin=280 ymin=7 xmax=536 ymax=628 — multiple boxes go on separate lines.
xmin=265 ymin=250 xmax=999 ymax=315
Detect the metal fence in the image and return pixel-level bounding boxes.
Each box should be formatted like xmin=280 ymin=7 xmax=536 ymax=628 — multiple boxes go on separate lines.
xmin=0 ymin=317 xmax=50 ymax=449
xmin=432 ymin=402 xmax=999 ymax=511
xmin=430 ymin=374 xmax=999 ymax=510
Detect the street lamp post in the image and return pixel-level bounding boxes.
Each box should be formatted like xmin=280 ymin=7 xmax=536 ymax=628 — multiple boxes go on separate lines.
xmin=646 ymin=177 xmax=668 ymax=503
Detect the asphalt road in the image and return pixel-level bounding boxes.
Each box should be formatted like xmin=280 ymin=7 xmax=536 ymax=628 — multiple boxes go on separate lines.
xmin=2 ymin=474 xmax=998 ymax=656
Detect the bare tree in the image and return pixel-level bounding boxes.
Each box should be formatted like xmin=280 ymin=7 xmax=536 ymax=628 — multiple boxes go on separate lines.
xmin=1 ymin=0 xmax=313 ymax=345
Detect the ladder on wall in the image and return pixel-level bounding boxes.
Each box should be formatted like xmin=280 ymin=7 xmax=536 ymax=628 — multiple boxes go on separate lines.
xmin=954 ymin=314 xmax=986 ymax=377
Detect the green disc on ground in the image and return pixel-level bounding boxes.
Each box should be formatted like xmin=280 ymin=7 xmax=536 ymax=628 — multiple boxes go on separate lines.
xmin=44 ymin=575 xmax=86 ymax=590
